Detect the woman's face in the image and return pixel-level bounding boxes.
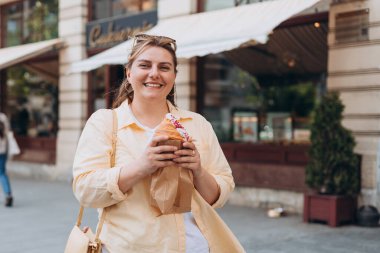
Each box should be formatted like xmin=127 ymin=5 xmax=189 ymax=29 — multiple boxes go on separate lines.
xmin=126 ymin=46 xmax=176 ymax=103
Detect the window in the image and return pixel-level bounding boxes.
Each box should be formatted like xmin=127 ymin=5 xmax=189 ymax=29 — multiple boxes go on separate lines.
xmin=3 ymin=2 xmax=23 ymax=47
xmin=335 ymin=9 xmax=369 ymax=44
xmin=91 ymin=0 xmax=156 ymax=20
xmin=90 ymin=67 xmax=107 ymax=112
xmin=6 ymin=65 xmax=58 ymax=137
xmin=200 ymin=54 xmax=319 ymax=143
xmin=88 ymin=65 xmax=124 ymax=114
xmin=2 ymin=0 xmax=58 ymax=47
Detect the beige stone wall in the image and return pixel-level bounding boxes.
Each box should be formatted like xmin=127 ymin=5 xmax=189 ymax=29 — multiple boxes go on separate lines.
xmin=176 ymin=58 xmax=197 ymax=111
xmin=56 ymin=0 xmax=89 ymax=180
xmin=328 ymin=0 xmax=380 ymax=208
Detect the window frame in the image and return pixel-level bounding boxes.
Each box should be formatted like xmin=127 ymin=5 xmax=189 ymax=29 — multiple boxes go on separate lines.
xmin=1 ymin=0 xmax=24 ymax=48
xmin=88 ymin=0 xmax=156 ymax=21
xmin=1 ymin=0 xmax=59 ymax=48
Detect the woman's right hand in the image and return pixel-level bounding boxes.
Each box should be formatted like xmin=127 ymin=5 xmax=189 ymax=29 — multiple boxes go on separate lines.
xmin=136 ymin=135 xmax=178 ymax=176
xmin=118 ymin=136 xmax=178 ymax=193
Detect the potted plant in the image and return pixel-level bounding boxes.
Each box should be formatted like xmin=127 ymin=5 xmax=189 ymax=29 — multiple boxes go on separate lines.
xmin=303 ymin=92 xmax=360 ymax=227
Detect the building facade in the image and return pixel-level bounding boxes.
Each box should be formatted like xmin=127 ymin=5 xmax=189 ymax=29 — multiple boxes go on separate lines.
xmin=0 ymin=0 xmax=379 ymax=213
xmin=327 ymin=0 xmax=380 ymax=208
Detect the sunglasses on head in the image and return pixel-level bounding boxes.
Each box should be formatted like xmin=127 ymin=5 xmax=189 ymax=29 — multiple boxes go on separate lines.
xmin=132 ymin=34 xmax=177 ymax=51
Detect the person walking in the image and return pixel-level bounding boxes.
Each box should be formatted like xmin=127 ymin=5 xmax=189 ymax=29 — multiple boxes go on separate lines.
xmin=0 ymin=112 xmax=13 ymax=207
xmin=72 ymin=34 xmax=245 ymax=252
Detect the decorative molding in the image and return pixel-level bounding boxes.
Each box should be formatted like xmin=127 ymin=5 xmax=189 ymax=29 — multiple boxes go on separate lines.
xmin=368 ymin=21 xmax=380 ymax=28
xmin=329 ymin=85 xmax=380 ymax=92
xmin=329 ymin=68 xmax=380 ymax=76
xmin=59 ymin=3 xmax=88 ymax=13
xmin=353 ymin=131 xmax=380 ymax=136
xmin=344 ymin=114 xmax=380 ymax=119
xmin=59 ymin=89 xmax=87 ymax=95
xmin=329 ymin=39 xmax=380 ymax=49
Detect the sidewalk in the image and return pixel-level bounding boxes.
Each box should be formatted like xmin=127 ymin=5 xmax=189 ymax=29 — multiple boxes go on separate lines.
xmin=0 ymin=177 xmax=379 ymax=253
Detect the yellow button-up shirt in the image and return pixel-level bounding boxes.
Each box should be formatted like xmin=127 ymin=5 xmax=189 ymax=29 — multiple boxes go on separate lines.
xmin=73 ymin=101 xmax=245 ymax=253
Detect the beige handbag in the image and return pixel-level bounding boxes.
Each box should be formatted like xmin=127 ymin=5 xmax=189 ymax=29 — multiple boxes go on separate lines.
xmin=64 ymin=208 xmax=106 ymax=253
xmin=64 ymin=110 xmax=117 ymax=253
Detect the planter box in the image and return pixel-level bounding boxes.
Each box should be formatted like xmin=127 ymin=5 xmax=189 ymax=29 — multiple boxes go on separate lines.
xmin=303 ymin=194 xmax=357 ymax=227
xmin=222 ymin=143 xmax=309 ymax=192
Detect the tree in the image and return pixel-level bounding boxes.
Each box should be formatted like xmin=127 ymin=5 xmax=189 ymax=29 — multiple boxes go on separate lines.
xmin=306 ymin=92 xmax=360 ymax=195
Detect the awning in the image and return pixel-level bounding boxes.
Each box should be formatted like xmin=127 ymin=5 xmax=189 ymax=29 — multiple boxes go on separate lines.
xmin=224 ymin=19 xmax=328 ymax=76
xmin=69 ymin=0 xmax=319 ymax=73
xmin=0 ymin=38 xmax=63 ymax=70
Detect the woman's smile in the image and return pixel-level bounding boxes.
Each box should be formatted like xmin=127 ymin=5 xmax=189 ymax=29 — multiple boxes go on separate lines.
xmin=144 ymin=82 xmax=164 ymax=88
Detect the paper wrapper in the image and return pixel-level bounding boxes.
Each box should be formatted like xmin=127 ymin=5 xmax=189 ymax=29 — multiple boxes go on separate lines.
xmin=150 ymin=140 xmax=194 ymax=216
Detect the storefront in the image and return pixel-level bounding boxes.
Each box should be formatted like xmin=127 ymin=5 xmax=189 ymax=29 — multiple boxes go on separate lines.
xmin=199 ymin=2 xmax=327 ymax=195
xmin=196 ymin=0 xmax=380 ymax=210
xmin=0 ymin=0 xmax=60 ymax=164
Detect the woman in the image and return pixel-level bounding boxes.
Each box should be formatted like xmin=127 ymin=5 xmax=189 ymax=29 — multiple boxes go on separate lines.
xmin=0 ymin=112 xmax=13 ymax=207
xmin=73 ymin=34 xmax=245 ymax=253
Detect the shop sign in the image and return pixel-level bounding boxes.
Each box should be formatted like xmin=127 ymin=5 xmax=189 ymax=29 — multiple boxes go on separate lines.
xmin=86 ymin=10 xmax=158 ymax=49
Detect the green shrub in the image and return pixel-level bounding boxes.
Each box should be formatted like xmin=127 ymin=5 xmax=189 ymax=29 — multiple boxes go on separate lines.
xmin=306 ymin=92 xmax=360 ymax=195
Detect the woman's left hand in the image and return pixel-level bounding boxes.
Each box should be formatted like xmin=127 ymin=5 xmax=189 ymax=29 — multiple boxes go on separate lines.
xmin=173 ymin=139 xmax=203 ymax=178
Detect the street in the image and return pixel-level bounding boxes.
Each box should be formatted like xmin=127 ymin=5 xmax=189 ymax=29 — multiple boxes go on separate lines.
xmin=0 ymin=178 xmax=379 ymax=253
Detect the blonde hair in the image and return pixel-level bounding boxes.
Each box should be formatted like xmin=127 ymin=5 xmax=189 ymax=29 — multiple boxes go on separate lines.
xmin=112 ymin=35 xmax=178 ymax=108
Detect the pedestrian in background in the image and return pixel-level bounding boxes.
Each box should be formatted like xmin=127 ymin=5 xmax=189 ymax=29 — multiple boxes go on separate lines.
xmin=72 ymin=34 xmax=245 ymax=252
xmin=0 ymin=112 xmax=13 ymax=207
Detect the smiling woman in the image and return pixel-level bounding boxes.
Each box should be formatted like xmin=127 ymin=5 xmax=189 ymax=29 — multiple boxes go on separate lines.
xmin=72 ymin=34 xmax=245 ymax=253
xmin=112 ymin=34 xmax=178 ymax=110
xmin=126 ymin=46 xmax=176 ymax=116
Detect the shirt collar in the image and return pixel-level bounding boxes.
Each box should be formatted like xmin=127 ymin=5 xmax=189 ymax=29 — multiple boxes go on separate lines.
xmin=115 ymin=100 xmax=193 ymax=130
xmin=167 ymin=101 xmax=193 ymax=121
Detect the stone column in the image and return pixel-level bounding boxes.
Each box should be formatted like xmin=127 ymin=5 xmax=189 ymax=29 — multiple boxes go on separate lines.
xmin=56 ymin=0 xmax=88 ymax=180
xmin=158 ymin=0 xmax=198 ymax=111
xmin=327 ymin=0 xmax=380 ymax=209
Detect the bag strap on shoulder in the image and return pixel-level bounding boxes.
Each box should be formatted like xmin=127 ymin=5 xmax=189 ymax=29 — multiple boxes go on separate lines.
xmin=76 ymin=109 xmax=118 ymax=241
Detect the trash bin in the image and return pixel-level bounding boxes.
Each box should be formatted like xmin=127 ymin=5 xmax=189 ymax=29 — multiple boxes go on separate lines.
xmin=356 ymin=205 xmax=380 ymax=227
